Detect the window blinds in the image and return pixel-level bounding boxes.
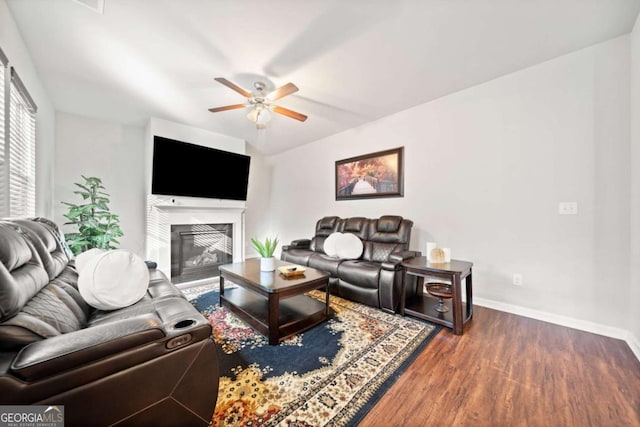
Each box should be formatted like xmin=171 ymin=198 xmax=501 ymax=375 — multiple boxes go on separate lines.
xmin=0 ymin=48 xmax=7 ymax=217
xmin=8 ymin=68 xmax=37 ymax=217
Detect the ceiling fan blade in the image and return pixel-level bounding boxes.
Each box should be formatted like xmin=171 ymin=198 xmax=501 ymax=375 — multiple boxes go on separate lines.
xmin=272 ymin=105 xmax=308 ymax=122
xmin=208 ymin=104 xmax=246 ymax=113
xmin=214 ymin=77 xmax=252 ymax=98
xmin=267 ymin=83 xmax=299 ymax=101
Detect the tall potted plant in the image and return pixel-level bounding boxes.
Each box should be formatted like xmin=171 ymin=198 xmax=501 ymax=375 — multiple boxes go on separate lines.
xmin=251 ymin=236 xmax=279 ymax=272
xmin=62 ymin=175 xmax=123 ymax=255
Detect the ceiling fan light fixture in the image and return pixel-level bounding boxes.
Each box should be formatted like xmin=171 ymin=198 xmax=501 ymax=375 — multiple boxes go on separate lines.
xmin=246 ymin=108 xmax=258 ymax=123
xmin=247 ymin=104 xmax=271 ymax=128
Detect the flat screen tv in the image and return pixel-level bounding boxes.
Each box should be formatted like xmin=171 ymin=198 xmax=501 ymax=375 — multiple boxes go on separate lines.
xmin=151 ymin=135 xmax=251 ymax=201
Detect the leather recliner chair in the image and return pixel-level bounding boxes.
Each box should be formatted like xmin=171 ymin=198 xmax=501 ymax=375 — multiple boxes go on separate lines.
xmin=281 ymin=215 xmax=420 ymax=313
xmin=0 ymin=218 xmax=219 ymax=427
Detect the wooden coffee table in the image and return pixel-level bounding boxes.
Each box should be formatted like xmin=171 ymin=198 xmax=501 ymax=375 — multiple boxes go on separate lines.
xmin=219 ymin=258 xmax=330 ymax=345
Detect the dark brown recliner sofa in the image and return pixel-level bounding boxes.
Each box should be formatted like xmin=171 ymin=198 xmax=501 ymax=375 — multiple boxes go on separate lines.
xmin=281 ymin=215 xmax=419 ymax=313
xmin=0 ymin=218 xmax=219 ymax=427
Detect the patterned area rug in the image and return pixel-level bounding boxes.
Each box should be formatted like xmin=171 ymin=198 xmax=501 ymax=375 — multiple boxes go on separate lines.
xmin=190 ymin=289 xmax=440 ymax=426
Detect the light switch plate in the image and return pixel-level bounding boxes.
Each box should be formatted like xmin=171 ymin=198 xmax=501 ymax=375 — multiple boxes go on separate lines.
xmin=559 ymin=202 xmax=578 ymax=215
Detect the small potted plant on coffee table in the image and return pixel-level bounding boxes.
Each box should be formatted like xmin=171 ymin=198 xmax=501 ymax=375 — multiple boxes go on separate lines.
xmin=251 ymin=236 xmax=279 ymax=272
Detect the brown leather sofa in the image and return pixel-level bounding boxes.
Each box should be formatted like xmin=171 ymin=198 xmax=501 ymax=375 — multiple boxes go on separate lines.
xmin=0 ymin=218 xmax=219 ymax=426
xmin=281 ymin=215 xmax=419 ymax=313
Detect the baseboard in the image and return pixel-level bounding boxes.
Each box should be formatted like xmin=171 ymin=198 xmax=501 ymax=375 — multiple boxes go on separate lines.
xmin=625 ymin=331 xmax=640 ymax=362
xmin=474 ymin=297 xmax=640 ymax=362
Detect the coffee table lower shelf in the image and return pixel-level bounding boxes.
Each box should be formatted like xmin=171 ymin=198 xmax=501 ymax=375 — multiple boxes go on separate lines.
xmin=221 ymin=287 xmax=328 ymax=343
xmin=403 ymin=294 xmax=472 ymax=329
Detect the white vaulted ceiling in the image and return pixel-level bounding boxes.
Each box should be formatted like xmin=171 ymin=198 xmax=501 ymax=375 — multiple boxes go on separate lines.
xmin=7 ymin=0 xmax=640 ymax=154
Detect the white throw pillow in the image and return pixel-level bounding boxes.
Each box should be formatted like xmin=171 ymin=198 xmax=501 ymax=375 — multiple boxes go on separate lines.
xmin=323 ymin=232 xmax=342 ymax=257
xmin=78 ymin=249 xmax=149 ymax=310
xmin=336 ymin=233 xmax=364 ymax=259
xmin=75 ymin=248 xmax=106 ymax=273
xmin=323 ymin=232 xmax=363 ymax=260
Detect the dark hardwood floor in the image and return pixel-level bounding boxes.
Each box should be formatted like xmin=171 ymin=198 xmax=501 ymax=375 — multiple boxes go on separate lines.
xmin=358 ymin=306 xmax=640 ymax=426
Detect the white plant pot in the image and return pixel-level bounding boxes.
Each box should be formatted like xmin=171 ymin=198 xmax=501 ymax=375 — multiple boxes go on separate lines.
xmin=260 ymin=256 xmax=275 ymax=272
xmin=260 ymin=271 xmax=274 ymax=286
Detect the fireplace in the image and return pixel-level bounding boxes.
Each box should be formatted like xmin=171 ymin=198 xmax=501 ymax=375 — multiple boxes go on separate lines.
xmin=146 ymin=195 xmax=245 ymax=287
xmin=170 ymin=223 xmax=233 ymax=284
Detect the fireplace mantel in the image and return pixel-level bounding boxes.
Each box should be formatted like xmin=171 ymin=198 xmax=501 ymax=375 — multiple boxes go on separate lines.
xmin=148 ymin=194 xmax=246 ymax=209
xmin=146 ymin=195 xmax=245 ymax=286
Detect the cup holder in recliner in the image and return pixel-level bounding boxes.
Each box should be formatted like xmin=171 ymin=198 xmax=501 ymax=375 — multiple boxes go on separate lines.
xmin=173 ymin=319 xmax=196 ymax=329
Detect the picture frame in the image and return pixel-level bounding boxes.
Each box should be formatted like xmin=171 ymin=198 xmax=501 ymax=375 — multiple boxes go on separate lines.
xmin=335 ymin=147 xmax=404 ymax=200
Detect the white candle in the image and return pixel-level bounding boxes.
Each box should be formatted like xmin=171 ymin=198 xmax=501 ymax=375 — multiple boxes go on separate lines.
xmin=442 ymin=248 xmax=451 ymax=263
xmin=426 ymin=242 xmax=437 ymax=261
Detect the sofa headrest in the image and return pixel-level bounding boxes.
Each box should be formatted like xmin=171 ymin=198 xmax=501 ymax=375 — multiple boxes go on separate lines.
xmin=318 ymin=216 xmax=340 ymax=230
xmin=341 ymin=217 xmax=369 ymax=240
xmin=0 ymin=223 xmax=50 ymax=321
xmin=343 ymin=217 xmax=367 ymax=232
xmin=33 ymin=217 xmax=75 ymax=260
xmin=367 ymin=216 xmax=413 ymax=247
xmin=376 ymin=216 xmax=403 ymax=232
xmin=11 ymin=220 xmax=57 ymax=253
xmin=314 ymin=216 xmax=342 ymax=241
xmin=0 ymin=223 xmax=34 ymax=272
xmin=9 ymin=219 xmax=69 ymax=279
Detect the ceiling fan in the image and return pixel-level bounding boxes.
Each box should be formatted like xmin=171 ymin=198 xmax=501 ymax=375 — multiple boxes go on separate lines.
xmin=209 ymin=77 xmax=308 ymax=129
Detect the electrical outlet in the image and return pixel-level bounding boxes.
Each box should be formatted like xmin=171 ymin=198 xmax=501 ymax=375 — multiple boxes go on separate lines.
xmin=513 ymin=273 xmax=523 ymax=286
xmin=559 ymin=202 xmax=578 ymax=215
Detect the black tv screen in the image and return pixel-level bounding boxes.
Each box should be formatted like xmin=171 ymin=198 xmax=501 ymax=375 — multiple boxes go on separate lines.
xmin=152 ymin=135 xmax=251 ymax=201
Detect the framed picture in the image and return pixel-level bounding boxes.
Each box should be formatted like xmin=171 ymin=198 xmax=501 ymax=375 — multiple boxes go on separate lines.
xmin=335 ymin=147 xmax=404 ymax=200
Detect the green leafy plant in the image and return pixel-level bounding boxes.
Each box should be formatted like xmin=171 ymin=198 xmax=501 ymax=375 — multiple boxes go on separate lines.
xmin=251 ymin=236 xmax=279 ymax=258
xmin=62 ymin=175 xmax=123 ymax=255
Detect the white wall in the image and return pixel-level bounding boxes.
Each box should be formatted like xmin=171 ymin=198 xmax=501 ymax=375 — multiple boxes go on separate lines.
xmin=629 ymin=15 xmax=640 ymax=355
xmin=0 ymin=0 xmax=56 ymax=218
xmin=244 ymin=143 xmax=275 ymax=258
xmin=264 ymin=36 xmax=632 ymax=332
xmin=54 ymin=112 xmax=146 ymax=255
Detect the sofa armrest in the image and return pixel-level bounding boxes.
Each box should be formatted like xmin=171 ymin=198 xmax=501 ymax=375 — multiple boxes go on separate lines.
xmin=282 ymin=239 xmax=311 ymax=251
xmin=389 ymin=250 xmax=421 ymax=263
xmin=381 ymin=251 xmax=421 ymax=271
xmin=11 ymin=314 xmax=165 ymax=381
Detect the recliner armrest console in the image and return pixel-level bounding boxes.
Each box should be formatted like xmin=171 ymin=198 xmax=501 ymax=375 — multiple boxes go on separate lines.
xmin=382 ymin=251 xmax=421 ymax=270
xmin=11 ymin=314 xmax=165 ymax=381
xmin=381 ymin=261 xmax=400 ymax=271
xmin=389 ymin=250 xmax=421 ymax=263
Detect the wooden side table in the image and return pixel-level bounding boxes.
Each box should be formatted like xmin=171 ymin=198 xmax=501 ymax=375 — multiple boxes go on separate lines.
xmin=400 ymin=257 xmax=473 ymax=335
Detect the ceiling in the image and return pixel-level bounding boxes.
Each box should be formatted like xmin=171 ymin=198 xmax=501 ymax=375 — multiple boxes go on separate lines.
xmin=7 ymin=0 xmax=640 ymax=155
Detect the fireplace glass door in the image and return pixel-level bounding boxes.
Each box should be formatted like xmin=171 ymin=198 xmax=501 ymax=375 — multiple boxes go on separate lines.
xmin=170 ymin=223 xmax=232 ymax=284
